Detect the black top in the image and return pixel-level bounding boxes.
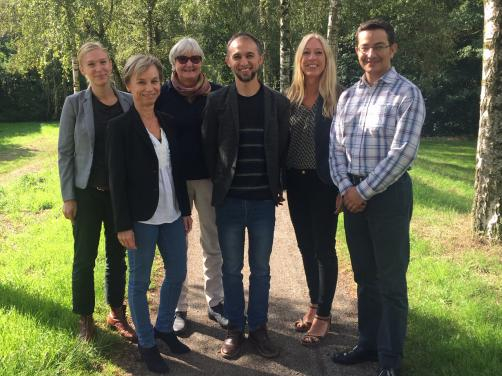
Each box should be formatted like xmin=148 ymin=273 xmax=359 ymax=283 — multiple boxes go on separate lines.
xmin=88 ymin=93 xmax=123 ymax=189
xmin=155 ymin=80 xmax=221 ymax=180
xmin=107 ymin=106 xmax=190 ymax=232
xmin=228 ymin=85 xmax=271 ymax=200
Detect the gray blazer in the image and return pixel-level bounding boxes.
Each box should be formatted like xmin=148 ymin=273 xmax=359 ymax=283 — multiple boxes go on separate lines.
xmin=58 ymin=87 xmax=133 ymax=201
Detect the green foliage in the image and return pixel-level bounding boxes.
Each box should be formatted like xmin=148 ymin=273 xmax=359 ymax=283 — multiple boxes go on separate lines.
xmin=0 ymin=0 xmax=484 ymax=134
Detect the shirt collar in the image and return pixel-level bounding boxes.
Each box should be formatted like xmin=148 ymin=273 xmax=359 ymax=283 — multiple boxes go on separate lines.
xmin=358 ymin=66 xmax=398 ymax=87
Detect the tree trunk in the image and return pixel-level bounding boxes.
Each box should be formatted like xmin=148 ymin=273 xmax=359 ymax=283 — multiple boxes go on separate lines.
xmin=473 ymin=0 xmax=502 ymax=240
xmin=259 ymin=0 xmax=269 ymax=86
xmin=279 ymin=0 xmax=290 ymax=93
xmin=145 ymin=0 xmax=156 ymax=53
xmin=72 ymin=55 xmax=80 ymax=93
xmin=327 ymin=0 xmax=340 ymax=61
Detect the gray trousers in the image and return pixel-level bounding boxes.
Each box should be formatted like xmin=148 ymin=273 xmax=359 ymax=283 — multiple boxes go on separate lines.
xmin=176 ymin=179 xmax=224 ymax=310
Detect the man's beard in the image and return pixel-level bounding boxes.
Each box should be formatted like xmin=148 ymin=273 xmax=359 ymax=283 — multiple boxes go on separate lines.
xmin=235 ymin=69 xmax=257 ymax=83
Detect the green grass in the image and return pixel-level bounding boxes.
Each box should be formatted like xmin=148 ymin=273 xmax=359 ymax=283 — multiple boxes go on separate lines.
xmin=405 ymin=138 xmax=502 ymax=375
xmin=0 ymin=124 xmax=501 ymax=375
xmin=0 ymin=122 xmax=124 ymax=375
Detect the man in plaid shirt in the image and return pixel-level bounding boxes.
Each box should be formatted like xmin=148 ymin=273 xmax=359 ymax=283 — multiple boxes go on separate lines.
xmin=329 ymin=19 xmax=425 ymax=376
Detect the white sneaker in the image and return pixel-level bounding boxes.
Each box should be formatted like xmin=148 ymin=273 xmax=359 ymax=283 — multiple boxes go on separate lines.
xmin=173 ymin=311 xmax=187 ymax=334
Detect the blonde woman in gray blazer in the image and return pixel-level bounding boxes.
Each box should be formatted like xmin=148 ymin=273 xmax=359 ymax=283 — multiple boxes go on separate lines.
xmin=58 ymin=41 xmax=136 ymax=342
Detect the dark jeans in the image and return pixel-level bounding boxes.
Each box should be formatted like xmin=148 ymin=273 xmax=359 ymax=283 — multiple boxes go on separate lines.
xmin=286 ymin=169 xmax=339 ymax=317
xmin=215 ymin=198 xmax=275 ymax=331
xmin=72 ymin=187 xmax=126 ymax=315
xmin=344 ymin=173 xmax=412 ymax=369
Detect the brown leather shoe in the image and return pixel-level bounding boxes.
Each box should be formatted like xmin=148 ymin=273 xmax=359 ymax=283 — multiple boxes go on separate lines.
xmin=249 ymin=325 xmax=280 ymax=358
xmin=107 ymin=305 xmax=137 ymax=343
xmin=220 ymin=328 xmax=245 ymax=359
xmin=79 ymin=315 xmax=95 ymax=341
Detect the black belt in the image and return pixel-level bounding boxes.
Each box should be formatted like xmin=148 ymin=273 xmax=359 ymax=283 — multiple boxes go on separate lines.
xmin=348 ymin=173 xmax=366 ymax=185
xmin=92 ymin=185 xmax=109 ymax=192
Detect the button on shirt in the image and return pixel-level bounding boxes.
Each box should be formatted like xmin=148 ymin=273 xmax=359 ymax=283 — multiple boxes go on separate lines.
xmin=329 ymin=67 xmax=425 ymax=200
xmin=140 ymin=128 xmax=180 ymax=224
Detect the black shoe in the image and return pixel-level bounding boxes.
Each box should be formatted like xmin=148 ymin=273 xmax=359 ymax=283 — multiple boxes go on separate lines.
xmin=220 ymin=327 xmax=245 ymax=359
xmin=332 ymin=345 xmax=378 ymax=365
xmin=154 ymin=328 xmax=191 ymax=354
xmin=138 ymin=345 xmax=169 ymax=374
xmin=208 ymin=302 xmax=229 ymax=328
xmin=249 ymin=325 xmax=280 ymax=358
xmin=377 ymin=368 xmax=400 ymax=376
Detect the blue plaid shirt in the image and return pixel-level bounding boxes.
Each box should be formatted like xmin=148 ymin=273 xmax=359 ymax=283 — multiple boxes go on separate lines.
xmin=329 ymin=67 xmax=425 ymax=200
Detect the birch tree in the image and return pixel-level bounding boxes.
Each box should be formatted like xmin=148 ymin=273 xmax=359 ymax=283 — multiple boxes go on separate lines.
xmin=326 ymin=0 xmax=340 ymax=61
xmin=279 ymin=0 xmax=291 ymax=92
xmin=473 ymin=0 xmax=502 ymax=240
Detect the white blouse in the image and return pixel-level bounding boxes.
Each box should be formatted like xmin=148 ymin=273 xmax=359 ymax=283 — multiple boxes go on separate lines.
xmin=139 ymin=128 xmax=180 ymax=225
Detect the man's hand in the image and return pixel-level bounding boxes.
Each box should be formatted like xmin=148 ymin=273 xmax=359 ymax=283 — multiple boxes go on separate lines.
xmin=117 ymin=230 xmax=137 ymax=250
xmin=343 ymin=186 xmax=367 ymax=213
xmin=276 ymin=192 xmax=285 ymax=206
xmin=63 ymin=200 xmax=77 ymax=222
xmin=183 ymin=216 xmax=193 ymax=234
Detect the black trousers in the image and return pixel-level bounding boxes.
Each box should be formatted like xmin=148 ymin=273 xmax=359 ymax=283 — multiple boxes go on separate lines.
xmin=72 ymin=187 xmax=126 ymax=315
xmin=344 ymin=172 xmax=412 ymax=369
xmin=286 ymin=169 xmax=339 ymax=317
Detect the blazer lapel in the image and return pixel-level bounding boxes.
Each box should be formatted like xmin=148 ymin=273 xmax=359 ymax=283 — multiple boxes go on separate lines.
xmin=82 ymin=88 xmax=95 ymax=143
xmin=228 ymin=84 xmax=240 ymax=137
xmin=262 ymin=85 xmax=272 ymax=150
xmin=130 ymin=106 xmax=156 ymax=157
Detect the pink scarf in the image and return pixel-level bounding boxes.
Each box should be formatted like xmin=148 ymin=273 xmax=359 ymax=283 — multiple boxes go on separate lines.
xmin=171 ymin=72 xmax=211 ymax=103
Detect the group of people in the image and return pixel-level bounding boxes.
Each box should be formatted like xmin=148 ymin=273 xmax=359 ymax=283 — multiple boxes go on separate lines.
xmin=58 ymin=18 xmax=424 ymax=376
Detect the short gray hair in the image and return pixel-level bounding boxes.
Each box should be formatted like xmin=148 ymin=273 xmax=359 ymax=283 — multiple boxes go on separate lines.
xmin=169 ymin=37 xmax=204 ymax=68
xmin=122 ymin=54 xmax=164 ymax=85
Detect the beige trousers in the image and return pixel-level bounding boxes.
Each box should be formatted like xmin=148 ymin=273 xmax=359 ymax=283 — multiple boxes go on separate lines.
xmin=176 ymin=179 xmax=224 ymax=311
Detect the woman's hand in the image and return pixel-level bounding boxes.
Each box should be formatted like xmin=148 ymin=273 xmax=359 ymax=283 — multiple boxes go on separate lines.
xmin=183 ymin=216 xmax=193 ymax=234
xmin=117 ymin=230 xmax=137 ymax=250
xmin=335 ymin=193 xmax=344 ymax=214
xmin=63 ymin=200 xmax=77 ymax=222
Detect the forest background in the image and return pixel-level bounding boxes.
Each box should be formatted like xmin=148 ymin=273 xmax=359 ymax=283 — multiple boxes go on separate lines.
xmin=0 ymin=0 xmax=483 ymax=137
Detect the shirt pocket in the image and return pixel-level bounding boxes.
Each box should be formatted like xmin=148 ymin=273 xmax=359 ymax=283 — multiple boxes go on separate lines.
xmin=364 ymin=104 xmax=397 ymax=136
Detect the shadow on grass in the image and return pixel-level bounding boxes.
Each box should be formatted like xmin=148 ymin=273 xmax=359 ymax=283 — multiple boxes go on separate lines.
xmin=0 ymin=144 xmax=37 ymax=162
xmin=0 ymin=122 xmax=58 ymax=140
xmin=406 ymin=309 xmax=502 ymax=375
xmin=0 ymin=282 xmax=145 ymax=375
xmin=412 ymin=174 xmax=472 ymax=213
xmin=414 ymin=157 xmax=475 ymax=185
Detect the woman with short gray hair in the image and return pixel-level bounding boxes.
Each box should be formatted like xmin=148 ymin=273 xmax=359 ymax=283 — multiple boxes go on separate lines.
xmin=108 ymin=54 xmax=192 ymax=374
xmin=156 ymin=37 xmax=227 ymax=334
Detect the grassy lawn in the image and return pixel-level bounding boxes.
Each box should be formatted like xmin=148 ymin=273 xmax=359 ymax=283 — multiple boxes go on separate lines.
xmin=0 ymin=122 xmax=125 ymax=375
xmin=0 ymin=123 xmax=500 ymax=375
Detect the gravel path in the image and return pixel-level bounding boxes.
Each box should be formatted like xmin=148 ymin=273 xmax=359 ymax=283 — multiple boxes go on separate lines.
xmin=114 ymin=197 xmax=376 ymax=376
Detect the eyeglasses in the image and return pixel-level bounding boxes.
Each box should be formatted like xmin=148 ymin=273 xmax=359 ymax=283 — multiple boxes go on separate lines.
xmin=357 ymin=45 xmax=390 ymax=54
xmin=176 ymin=55 xmax=202 ymax=64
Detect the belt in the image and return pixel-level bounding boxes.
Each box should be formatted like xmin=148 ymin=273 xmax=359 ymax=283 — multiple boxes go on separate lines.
xmin=348 ymin=173 xmax=366 ymax=185
xmin=93 ymin=186 xmax=109 ymax=192
xmin=289 ymin=168 xmax=314 ymax=175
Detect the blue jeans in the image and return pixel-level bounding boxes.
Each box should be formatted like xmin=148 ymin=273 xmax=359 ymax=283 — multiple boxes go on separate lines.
xmin=215 ymin=198 xmax=275 ymax=331
xmin=127 ymin=218 xmax=187 ymax=348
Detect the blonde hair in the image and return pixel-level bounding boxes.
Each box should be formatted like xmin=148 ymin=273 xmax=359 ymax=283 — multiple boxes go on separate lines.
xmin=123 ymin=54 xmax=164 ymax=85
xmin=77 ymin=41 xmax=109 ymax=66
xmin=286 ymin=33 xmax=338 ymax=118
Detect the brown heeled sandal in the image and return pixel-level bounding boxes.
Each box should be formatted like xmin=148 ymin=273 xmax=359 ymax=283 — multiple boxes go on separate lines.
xmin=293 ymin=304 xmax=317 ymax=333
xmin=301 ymin=315 xmax=331 ymax=346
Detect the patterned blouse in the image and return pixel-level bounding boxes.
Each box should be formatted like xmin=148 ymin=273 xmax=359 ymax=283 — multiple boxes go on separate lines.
xmin=286 ymin=98 xmax=320 ymax=170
